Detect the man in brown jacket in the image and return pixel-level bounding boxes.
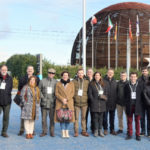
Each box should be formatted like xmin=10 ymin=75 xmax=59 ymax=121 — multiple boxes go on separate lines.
xmin=73 ymin=69 xmax=89 ymax=137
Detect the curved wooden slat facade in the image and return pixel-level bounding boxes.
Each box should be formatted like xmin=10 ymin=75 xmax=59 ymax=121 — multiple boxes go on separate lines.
xmin=71 ymin=2 xmax=150 ymax=69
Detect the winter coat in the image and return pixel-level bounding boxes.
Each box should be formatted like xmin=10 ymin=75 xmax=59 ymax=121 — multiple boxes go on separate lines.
xmin=21 ymin=85 xmax=40 ymax=120
xmin=88 ymin=82 xmax=107 ymax=112
xmin=116 ymin=80 xmax=128 ymax=106
xmin=73 ymin=78 xmax=89 ymax=107
xmin=0 ymin=74 xmax=13 ymax=106
xmin=39 ymin=78 xmax=57 ymax=109
xmin=124 ymin=82 xmax=142 ymax=116
xmin=103 ymin=76 xmax=117 ymax=111
xmin=54 ymin=81 xmax=75 ymax=123
xmin=143 ymin=84 xmax=150 ymax=106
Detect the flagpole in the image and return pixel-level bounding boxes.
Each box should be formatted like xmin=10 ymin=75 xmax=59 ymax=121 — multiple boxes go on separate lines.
xmin=82 ymin=0 xmax=86 ymax=73
xmin=136 ymin=15 xmax=139 ymax=70
xmin=127 ymin=29 xmax=131 ymax=80
xmin=92 ymin=24 xmax=94 ymax=69
xmin=115 ymin=23 xmax=118 ymax=70
xmin=108 ymin=16 xmax=110 ymax=69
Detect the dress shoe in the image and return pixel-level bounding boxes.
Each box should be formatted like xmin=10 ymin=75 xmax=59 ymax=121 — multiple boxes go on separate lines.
xmin=116 ymin=130 xmax=123 ymax=134
xmin=104 ymin=130 xmax=108 ymax=135
xmin=18 ymin=131 xmax=24 ymax=136
xmin=125 ymin=135 xmax=132 ymax=140
xmin=40 ymin=133 xmax=47 ymax=137
xmin=74 ymin=132 xmax=79 ymax=137
xmin=136 ymin=136 xmax=141 ymax=141
xmin=1 ymin=133 xmax=9 ymax=138
xmin=110 ymin=130 xmax=117 ymax=135
xmin=81 ymin=131 xmax=89 ymax=137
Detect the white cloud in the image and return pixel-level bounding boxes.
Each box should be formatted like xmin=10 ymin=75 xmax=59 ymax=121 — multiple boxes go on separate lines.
xmin=0 ymin=52 xmax=11 ymax=62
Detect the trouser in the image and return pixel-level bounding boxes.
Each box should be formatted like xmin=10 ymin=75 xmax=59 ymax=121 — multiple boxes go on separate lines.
xmin=0 ymin=104 xmax=11 ymax=134
xmin=86 ymin=107 xmax=94 ymax=131
xmin=93 ymin=112 xmax=103 ymax=131
xmin=24 ymin=120 xmax=35 ymax=134
xmin=60 ymin=122 xmax=70 ymax=130
xmin=140 ymin=104 xmax=150 ymax=135
xmin=41 ymin=107 xmax=55 ymax=134
xmin=116 ymin=104 xmax=126 ymax=131
xmin=103 ymin=110 xmax=115 ymax=131
xmin=19 ymin=119 xmax=24 ymax=132
xmin=74 ymin=105 xmax=88 ymax=132
xmin=127 ymin=105 xmax=140 ymax=136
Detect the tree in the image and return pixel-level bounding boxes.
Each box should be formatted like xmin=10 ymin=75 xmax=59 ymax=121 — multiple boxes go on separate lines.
xmin=6 ymin=53 xmax=37 ymax=79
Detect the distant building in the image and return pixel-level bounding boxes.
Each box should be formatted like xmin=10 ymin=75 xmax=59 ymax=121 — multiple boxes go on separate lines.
xmin=71 ymin=2 xmax=150 ymax=69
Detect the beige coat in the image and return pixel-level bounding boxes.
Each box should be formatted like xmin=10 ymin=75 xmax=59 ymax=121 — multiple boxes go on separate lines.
xmin=54 ymin=81 xmax=75 ymax=122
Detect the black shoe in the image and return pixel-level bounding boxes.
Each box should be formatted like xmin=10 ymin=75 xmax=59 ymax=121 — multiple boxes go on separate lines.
xmin=140 ymin=132 xmax=145 ymax=136
xmin=117 ymin=130 xmax=123 ymax=134
xmin=1 ymin=133 xmax=9 ymax=138
xmin=40 ymin=133 xmax=47 ymax=137
xmin=147 ymin=133 xmax=150 ymax=137
xmin=136 ymin=136 xmax=141 ymax=141
xmin=18 ymin=131 xmax=24 ymax=136
xmin=125 ymin=135 xmax=132 ymax=140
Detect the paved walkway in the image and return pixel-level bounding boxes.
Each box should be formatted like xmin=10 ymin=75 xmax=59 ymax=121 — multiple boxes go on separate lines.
xmin=0 ymin=98 xmax=150 ymax=150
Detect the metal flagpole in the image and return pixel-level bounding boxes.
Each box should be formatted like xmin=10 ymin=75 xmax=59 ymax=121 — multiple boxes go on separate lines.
xmin=136 ymin=15 xmax=139 ymax=70
xmin=82 ymin=0 xmax=86 ymax=73
xmin=92 ymin=24 xmax=94 ymax=69
xmin=108 ymin=16 xmax=110 ymax=69
xmin=127 ymin=30 xmax=131 ymax=80
xmin=115 ymin=23 xmax=118 ymax=70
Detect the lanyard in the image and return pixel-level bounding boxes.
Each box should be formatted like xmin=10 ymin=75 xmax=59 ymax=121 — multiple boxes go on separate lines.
xmin=78 ymin=79 xmax=84 ymax=90
xmin=95 ymin=83 xmax=103 ymax=92
xmin=129 ymin=82 xmax=138 ymax=92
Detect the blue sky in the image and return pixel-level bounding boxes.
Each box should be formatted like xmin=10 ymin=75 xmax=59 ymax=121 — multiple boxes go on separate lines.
xmin=0 ymin=0 xmax=150 ymax=65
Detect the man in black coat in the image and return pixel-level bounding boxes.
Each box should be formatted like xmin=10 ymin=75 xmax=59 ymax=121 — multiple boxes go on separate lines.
xmin=18 ymin=65 xmax=39 ymax=136
xmin=116 ymin=71 xmax=128 ymax=134
xmin=125 ymin=72 xmax=142 ymax=141
xmin=103 ymin=69 xmax=117 ymax=135
xmin=138 ymin=67 xmax=149 ymax=136
xmin=0 ymin=65 xmax=13 ymax=138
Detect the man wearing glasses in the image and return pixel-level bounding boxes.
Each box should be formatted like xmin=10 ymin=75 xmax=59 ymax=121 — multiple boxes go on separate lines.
xmin=39 ymin=68 xmax=57 ymax=137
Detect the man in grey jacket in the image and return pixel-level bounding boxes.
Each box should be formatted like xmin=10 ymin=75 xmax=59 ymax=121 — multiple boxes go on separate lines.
xmin=39 ymin=68 xmax=57 ymax=137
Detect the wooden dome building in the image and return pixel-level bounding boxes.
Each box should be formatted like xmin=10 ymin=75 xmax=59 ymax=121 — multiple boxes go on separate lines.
xmin=71 ymin=2 xmax=150 ymax=69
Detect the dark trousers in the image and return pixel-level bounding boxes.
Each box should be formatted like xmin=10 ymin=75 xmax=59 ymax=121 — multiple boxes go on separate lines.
xmin=93 ymin=112 xmax=103 ymax=131
xmin=140 ymin=104 xmax=150 ymax=135
xmin=0 ymin=104 xmax=11 ymax=134
xmin=127 ymin=105 xmax=140 ymax=136
xmin=103 ymin=110 xmax=115 ymax=131
xmin=41 ymin=107 xmax=55 ymax=134
xmin=86 ymin=107 xmax=94 ymax=131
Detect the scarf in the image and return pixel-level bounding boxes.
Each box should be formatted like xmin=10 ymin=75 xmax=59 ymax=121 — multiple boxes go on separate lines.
xmin=60 ymin=79 xmax=70 ymax=86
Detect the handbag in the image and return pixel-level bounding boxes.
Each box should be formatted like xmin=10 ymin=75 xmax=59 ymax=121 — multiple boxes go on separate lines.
xmin=56 ymin=108 xmax=73 ymax=122
xmin=13 ymin=86 xmax=28 ymax=106
xmin=13 ymin=91 xmax=22 ymax=106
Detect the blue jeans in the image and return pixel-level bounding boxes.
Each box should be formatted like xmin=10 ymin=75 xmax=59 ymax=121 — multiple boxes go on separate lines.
xmin=60 ymin=122 xmax=70 ymax=130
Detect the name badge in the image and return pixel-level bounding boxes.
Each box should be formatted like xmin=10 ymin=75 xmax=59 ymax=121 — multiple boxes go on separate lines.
xmin=99 ymin=90 xmax=104 ymax=95
xmin=131 ymin=92 xmax=136 ymax=99
xmin=78 ymin=89 xmax=83 ymax=96
xmin=47 ymin=87 xmax=52 ymax=94
xmin=0 ymin=82 xmax=6 ymax=90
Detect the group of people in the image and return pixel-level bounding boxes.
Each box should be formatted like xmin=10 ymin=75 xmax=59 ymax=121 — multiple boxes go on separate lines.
xmin=0 ymin=64 xmax=150 ymax=142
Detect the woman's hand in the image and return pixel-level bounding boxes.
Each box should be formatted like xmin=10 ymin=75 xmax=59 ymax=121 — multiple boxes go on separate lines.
xmin=63 ymin=99 xmax=67 ymax=105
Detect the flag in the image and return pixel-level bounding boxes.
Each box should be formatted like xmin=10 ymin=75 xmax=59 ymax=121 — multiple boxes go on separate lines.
xmin=129 ymin=19 xmax=133 ymax=40
xmin=106 ymin=16 xmax=113 ymax=33
xmin=114 ymin=22 xmax=117 ymax=40
xmin=91 ymin=16 xmax=97 ymax=25
xmin=136 ymin=15 xmax=139 ymax=37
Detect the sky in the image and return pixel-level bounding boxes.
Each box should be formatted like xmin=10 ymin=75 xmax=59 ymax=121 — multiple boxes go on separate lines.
xmin=0 ymin=0 xmax=150 ymax=65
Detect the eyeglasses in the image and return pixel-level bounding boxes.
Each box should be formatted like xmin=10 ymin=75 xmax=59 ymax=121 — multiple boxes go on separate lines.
xmin=48 ymin=72 xmax=55 ymax=74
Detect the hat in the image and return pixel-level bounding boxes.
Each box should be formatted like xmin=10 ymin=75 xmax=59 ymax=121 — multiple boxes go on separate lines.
xmin=48 ymin=68 xmax=56 ymax=73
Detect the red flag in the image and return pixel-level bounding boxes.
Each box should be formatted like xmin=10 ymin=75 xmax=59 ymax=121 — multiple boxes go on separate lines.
xmin=91 ymin=16 xmax=97 ymax=25
xmin=129 ymin=19 xmax=133 ymax=40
